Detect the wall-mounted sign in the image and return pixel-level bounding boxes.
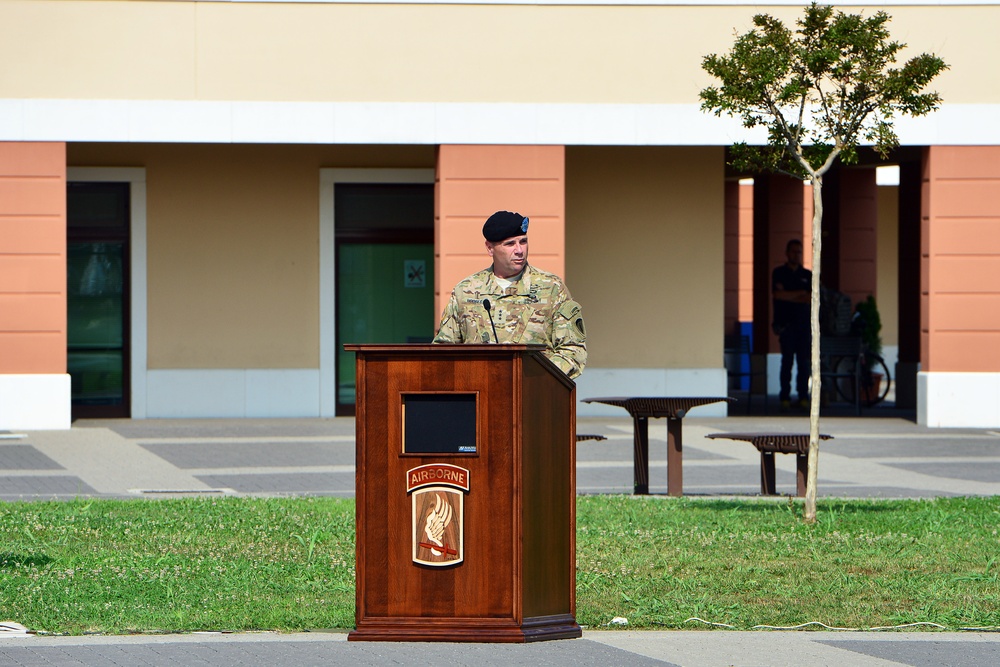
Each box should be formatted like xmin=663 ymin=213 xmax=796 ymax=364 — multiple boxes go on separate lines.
xmin=404 ymin=260 xmax=426 ymax=288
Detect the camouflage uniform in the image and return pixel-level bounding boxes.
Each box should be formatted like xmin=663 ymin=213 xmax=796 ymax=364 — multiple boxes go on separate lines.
xmin=433 ymin=264 xmax=587 ymax=379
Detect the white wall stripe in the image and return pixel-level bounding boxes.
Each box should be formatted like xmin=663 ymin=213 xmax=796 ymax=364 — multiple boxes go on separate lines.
xmin=4 ymin=100 xmax=999 ymax=146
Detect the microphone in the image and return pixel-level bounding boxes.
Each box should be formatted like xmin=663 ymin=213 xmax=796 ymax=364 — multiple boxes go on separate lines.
xmin=482 ymin=299 xmax=501 ymax=344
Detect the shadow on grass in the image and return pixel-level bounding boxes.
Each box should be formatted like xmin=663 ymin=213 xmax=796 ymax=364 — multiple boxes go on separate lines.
xmin=594 ymin=495 xmax=952 ymax=515
xmin=0 ymin=552 xmax=55 ymax=569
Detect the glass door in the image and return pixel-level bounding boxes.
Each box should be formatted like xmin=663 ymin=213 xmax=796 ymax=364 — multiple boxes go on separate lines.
xmin=335 ymin=183 xmax=434 ymax=415
xmin=67 ymin=182 xmax=130 ymax=418
xmin=337 ymin=242 xmax=435 ymax=409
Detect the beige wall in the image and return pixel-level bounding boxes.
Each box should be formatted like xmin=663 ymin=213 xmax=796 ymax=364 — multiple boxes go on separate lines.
xmin=878 ymin=185 xmax=900 ymax=348
xmin=566 ymin=146 xmax=724 ymax=369
xmin=66 ymin=142 xmax=723 ymax=374
xmin=68 ymin=144 xmax=434 ymax=369
xmin=1 ymin=2 xmax=992 ymax=105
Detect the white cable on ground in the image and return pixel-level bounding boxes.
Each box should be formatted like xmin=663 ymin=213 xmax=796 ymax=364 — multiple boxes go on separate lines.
xmin=681 ymin=617 xmax=998 ymax=632
xmin=684 ymin=617 xmax=736 ymax=628
xmin=753 ymin=621 xmax=859 ymax=631
xmin=868 ymin=622 xmax=945 ymax=630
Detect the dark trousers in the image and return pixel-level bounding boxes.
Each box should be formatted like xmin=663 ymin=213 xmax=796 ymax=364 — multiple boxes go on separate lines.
xmin=778 ymin=321 xmax=811 ymax=402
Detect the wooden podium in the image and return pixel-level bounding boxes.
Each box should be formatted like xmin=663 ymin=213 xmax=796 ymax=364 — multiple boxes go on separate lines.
xmin=345 ymin=344 xmax=581 ymax=643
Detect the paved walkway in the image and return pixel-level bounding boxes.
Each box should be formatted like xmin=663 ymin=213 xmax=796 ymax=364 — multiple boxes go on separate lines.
xmin=4 ymin=411 xmax=999 ymax=501
xmin=1 ymin=629 xmax=999 ymax=666
xmin=2 ymin=410 xmax=999 ymax=666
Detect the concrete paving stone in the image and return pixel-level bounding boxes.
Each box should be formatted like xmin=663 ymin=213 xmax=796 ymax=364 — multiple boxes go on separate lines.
xmin=0 ymin=639 xmax=673 ymax=667
xmin=576 ymin=445 xmax=726 ymax=462
xmin=818 ymin=639 xmax=999 ymax=667
xmin=84 ymin=419 xmax=355 ymax=440
xmin=823 ymin=440 xmax=1000 ymax=458
xmin=194 ymin=472 xmax=355 ymax=496
xmin=51 ymin=647 xmax=128 ymax=667
xmin=139 ymin=442 xmax=354 ymax=469
xmin=0 ymin=475 xmax=97 ymax=496
xmin=884 ymin=461 xmax=1000 ymax=484
xmin=0 ymin=446 xmax=65 ymax=470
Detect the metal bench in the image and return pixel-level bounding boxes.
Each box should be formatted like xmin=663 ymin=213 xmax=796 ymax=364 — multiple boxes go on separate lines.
xmin=705 ymin=432 xmax=833 ymax=496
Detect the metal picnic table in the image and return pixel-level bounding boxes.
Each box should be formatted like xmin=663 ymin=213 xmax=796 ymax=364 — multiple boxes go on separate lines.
xmin=582 ymin=396 xmax=733 ymax=496
xmin=705 ymin=432 xmax=833 ymax=496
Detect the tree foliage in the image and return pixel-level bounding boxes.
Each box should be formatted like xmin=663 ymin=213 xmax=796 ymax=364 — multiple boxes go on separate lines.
xmin=700 ymin=2 xmax=947 ymax=180
xmin=699 ymin=3 xmax=946 ymax=522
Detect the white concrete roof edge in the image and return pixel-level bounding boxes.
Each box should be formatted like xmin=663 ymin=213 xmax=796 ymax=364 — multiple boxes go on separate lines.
xmin=1 ymin=99 xmax=997 ymax=146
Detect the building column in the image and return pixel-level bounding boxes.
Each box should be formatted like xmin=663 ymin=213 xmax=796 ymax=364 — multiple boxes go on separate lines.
xmin=919 ymin=146 xmax=1000 ymax=427
xmin=0 ymin=142 xmax=70 ymax=429
xmin=837 ymin=167 xmax=879 ymax=307
xmin=434 ymin=145 xmax=566 ymax=321
xmin=896 ymin=159 xmax=922 ymax=408
xmin=753 ymin=174 xmax=810 ymax=396
xmin=753 ymin=174 xmax=809 ymax=356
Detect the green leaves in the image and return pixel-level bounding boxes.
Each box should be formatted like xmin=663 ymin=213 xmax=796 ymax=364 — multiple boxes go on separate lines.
xmin=700 ymin=2 xmax=947 ymax=177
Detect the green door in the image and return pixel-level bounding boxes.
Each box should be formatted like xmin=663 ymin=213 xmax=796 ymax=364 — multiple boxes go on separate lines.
xmin=337 ymin=243 xmax=434 ymax=409
xmin=67 ymin=182 xmax=130 ymax=418
xmin=334 ymin=182 xmax=435 ymax=415
xmin=68 ymin=242 xmax=126 ymax=409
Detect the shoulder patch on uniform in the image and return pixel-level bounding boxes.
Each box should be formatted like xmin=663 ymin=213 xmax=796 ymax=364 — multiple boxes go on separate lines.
xmin=557 ymin=300 xmax=581 ymax=319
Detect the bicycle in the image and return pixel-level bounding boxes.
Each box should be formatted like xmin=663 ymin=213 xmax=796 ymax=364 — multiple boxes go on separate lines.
xmin=832 ymin=345 xmax=891 ymax=407
xmin=819 ymin=336 xmax=892 ymax=410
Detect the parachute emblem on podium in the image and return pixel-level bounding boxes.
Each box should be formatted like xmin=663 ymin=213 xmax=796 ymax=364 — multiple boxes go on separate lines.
xmin=407 ymin=464 xmax=469 ymax=566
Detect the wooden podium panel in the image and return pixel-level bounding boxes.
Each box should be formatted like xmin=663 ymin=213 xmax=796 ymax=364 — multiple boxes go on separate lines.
xmin=345 ymin=344 xmax=580 ymax=643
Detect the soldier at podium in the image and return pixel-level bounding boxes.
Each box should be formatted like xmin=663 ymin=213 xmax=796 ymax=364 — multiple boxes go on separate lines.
xmin=433 ymin=210 xmax=587 ymax=379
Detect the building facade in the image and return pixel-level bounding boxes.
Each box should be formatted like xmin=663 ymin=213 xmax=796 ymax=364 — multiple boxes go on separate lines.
xmin=1 ymin=0 xmax=998 ymax=428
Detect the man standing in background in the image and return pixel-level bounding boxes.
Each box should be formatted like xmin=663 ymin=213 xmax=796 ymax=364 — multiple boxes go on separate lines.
xmin=772 ymin=239 xmax=811 ymax=411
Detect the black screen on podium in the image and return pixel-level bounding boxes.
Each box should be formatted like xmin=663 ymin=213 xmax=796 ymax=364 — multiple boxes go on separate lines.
xmin=402 ymin=393 xmax=477 ymax=454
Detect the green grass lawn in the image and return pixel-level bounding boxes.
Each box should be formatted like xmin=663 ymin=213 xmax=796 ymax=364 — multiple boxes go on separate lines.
xmin=1 ymin=495 xmax=998 ymax=635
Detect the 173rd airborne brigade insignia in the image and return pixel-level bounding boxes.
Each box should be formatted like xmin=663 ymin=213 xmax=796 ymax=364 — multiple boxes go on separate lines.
xmin=407 ymin=464 xmax=469 ymax=567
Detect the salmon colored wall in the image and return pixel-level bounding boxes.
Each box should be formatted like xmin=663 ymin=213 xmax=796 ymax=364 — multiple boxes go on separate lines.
xmin=435 ymin=145 xmax=565 ymax=323
xmin=922 ymin=146 xmax=1000 ymax=372
xmin=838 ymin=168 xmax=878 ymax=307
xmin=0 ymin=142 xmax=66 ymax=374
xmin=803 ymin=183 xmax=814 ymax=271
xmin=764 ymin=174 xmax=809 ymax=354
xmin=724 ymin=180 xmax=754 ymax=333
xmin=739 ymin=182 xmax=754 ymax=324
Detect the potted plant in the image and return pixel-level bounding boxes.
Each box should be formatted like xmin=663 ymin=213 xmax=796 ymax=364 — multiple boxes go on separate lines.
xmin=853 ymin=295 xmax=884 ymax=403
xmin=853 ymin=295 xmax=882 ymax=355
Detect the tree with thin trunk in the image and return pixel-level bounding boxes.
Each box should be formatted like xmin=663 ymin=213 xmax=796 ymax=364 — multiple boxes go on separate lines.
xmin=700 ymin=2 xmax=946 ymax=522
